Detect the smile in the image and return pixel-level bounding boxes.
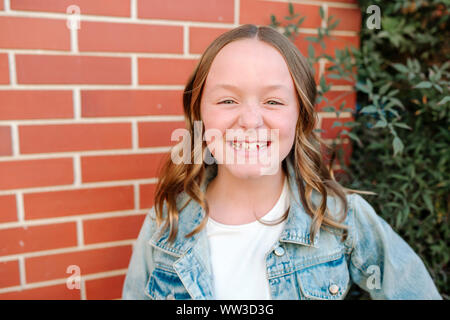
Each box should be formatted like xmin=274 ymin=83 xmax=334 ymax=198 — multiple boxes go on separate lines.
xmin=227 ymin=140 xmax=271 ymax=151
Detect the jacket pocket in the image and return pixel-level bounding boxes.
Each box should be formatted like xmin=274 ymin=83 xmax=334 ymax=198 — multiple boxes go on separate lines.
xmin=296 ymin=254 xmax=350 ymax=300
xmin=145 ymin=267 xmax=192 ymax=300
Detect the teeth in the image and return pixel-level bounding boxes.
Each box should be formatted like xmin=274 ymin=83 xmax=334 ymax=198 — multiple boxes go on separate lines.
xmin=230 ymin=142 xmax=267 ymax=151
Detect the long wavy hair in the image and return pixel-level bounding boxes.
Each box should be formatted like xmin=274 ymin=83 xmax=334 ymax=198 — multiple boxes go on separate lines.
xmin=154 ymin=24 xmax=352 ymax=244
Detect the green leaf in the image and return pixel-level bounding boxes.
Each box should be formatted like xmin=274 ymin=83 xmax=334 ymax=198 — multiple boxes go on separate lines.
xmin=414 ymin=81 xmax=432 ymax=89
xmin=297 ymin=16 xmax=306 ymax=26
xmin=393 ymin=122 xmax=412 ymax=130
xmin=373 ymin=119 xmax=387 ymax=128
xmin=326 ymin=74 xmax=344 ymax=80
xmin=308 ymin=43 xmax=315 ymax=59
xmin=392 ymin=63 xmax=409 ymax=73
xmin=422 ymin=193 xmax=434 ymax=214
xmin=360 ymin=105 xmax=377 ymax=113
xmin=328 ymin=19 xmax=340 ymax=30
xmin=387 ymin=97 xmax=404 ymax=109
xmin=379 ymin=82 xmax=392 ymax=95
xmin=355 ymin=82 xmax=370 ymax=94
xmin=319 ymin=75 xmax=328 ymax=92
xmin=437 ymin=96 xmax=450 ymax=105
xmin=331 ymin=121 xmax=342 ymax=128
xmin=319 ymin=6 xmax=325 ymax=19
xmin=433 ymin=84 xmax=443 ymax=93
xmin=305 ymin=36 xmax=318 ymax=43
xmin=347 ymin=131 xmax=363 ymax=147
xmin=270 ymin=14 xmax=280 ymax=27
xmin=393 ymin=136 xmax=404 ymax=156
xmin=288 ymin=2 xmax=294 ymax=15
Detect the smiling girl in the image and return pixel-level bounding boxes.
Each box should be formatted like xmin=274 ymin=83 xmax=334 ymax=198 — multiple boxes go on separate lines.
xmin=122 ymin=24 xmax=441 ymax=300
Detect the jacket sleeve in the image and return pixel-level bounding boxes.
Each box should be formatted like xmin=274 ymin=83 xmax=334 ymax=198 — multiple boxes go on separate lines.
xmin=121 ymin=209 xmax=157 ymax=300
xmin=347 ymin=194 xmax=442 ymax=300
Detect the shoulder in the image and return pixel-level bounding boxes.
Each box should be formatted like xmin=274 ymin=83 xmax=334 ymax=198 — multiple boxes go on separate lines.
xmin=328 ymin=192 xmax=379 ymax=228
xmin=319 ymin=193 xmax=379 ymax=250
xmin=135 ymin=207 xmax=160 ymax=244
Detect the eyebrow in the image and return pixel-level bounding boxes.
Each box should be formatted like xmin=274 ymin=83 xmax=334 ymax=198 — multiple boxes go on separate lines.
xmin=211 ymin=83 xmax=289 ymax=93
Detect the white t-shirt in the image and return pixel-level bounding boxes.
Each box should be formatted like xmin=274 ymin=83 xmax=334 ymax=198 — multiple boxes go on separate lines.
xmin=206 ymin=179 xmax=290 ymax=300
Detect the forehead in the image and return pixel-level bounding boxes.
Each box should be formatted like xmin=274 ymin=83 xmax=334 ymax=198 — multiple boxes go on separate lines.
xmin=204 ymin=39 xmax=295 ymax=90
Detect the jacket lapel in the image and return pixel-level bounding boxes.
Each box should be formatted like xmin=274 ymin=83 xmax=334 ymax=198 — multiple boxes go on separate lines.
xmin=149 ymin=160 xmax=324 ymax=299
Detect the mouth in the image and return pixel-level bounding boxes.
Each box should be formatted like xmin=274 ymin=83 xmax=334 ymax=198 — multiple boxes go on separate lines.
xmin=227 ymin=140 xmax=272 ymax=151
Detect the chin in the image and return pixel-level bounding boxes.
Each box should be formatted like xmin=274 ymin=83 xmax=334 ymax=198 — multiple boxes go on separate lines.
xmin=222 ymin=162 xmax=281 ymax=179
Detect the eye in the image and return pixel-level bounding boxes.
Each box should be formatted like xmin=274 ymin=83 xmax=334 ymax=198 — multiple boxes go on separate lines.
xmin=266 ymin=100 xmax=283 ymax=105
xmin=218 ymin=99 xmax=235 ymax=104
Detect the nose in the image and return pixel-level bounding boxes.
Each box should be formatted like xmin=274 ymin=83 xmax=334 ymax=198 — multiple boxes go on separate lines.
xmin=237 ymin=103 xmax=263 ymax=129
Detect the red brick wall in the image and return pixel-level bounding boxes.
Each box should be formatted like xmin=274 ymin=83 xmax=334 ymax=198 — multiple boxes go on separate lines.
xmin=0 ymin=0 xmax=360 ymax=299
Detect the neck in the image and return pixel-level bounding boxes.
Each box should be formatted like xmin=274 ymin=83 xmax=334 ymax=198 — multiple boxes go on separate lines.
xmin=205 ymin=164 xmax=286 ymax=225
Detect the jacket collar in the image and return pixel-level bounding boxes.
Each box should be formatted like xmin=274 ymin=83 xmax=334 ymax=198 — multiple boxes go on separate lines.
xmin=149 ymin=158 xmax=320 ymax=257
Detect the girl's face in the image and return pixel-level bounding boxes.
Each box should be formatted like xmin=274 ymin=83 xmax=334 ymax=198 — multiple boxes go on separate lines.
xmin=200 ymin=39 xmax=300 ymax=179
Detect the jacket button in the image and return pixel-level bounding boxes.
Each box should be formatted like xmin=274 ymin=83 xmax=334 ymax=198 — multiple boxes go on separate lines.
xmin=329 ymin=284 xmax=339 ymax=295
xmin=274 ymin=246 xmax=285 ymax=257
xmin=166 ymin=293 xmax=175 ymax=300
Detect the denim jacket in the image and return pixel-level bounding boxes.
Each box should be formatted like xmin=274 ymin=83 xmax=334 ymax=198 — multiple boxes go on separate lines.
xmin=122 ymin=161 xmax=442 ymax=300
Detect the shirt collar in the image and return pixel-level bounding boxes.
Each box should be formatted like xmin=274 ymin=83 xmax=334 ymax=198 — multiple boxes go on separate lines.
xmin=149 ymin=158 xmax=320 ymax=257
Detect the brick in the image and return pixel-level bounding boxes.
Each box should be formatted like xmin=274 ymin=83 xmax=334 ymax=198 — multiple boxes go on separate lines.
xmin=0 ymin=158 xmax=73 ymax=190
xmin=0 ymin=222 xmax=77 ymax=257
xmin=0 ymin=195 xmax=17 ymax=223
xmin=0 ymin=17 xmax=70 ymax=51
xmin=11 ymin=0 xmax=131 ymax=17
xmin=0 ymin=260 xmax=21 ymax=288
xmin=138 ymin=0 xmax=234 ymax=23
xmin=24 ymin=186 xmax=135 ymax=220
xmin=0 ymin=53 xmax=9 ymax=84
xmin=25 ymin=245 xmax=132 ymax=283
xmin=83 ymin=214 xmax=146 ymax=244
xmin=0 ymin=283 xmax=81 ymax=300
xmin=189 ymin=27 xmax=232 ymax=54
xmin=19 ymin=123 xmax=132 ymax=154
xmin=16 ymin=55 xmax=131 ymax=85
xmin=138 ymin=121 xmax=185 ymax=148
xmin=294 ymin=34 xmax=359 ymax=58
xmin=138 ymin=58 xmax=198 ymax=85
xmin=139 ymin=183 xmax=156 ymax=209
xmin=316 ymin=91 xmax=356 ymax=112
xmin=85 ymin=274 xmax=125 ymax=300
xmin=320 ymin=117 xmax=353 ymax=140
xmin=312 ymin=62 xmax=320 ymax=85
xmin=307 ymin=0 xmax=357 ymax=3
xmin=0 ymin=90 xmax=73 ymax=120
xmin=81 ymin=90 xmax=184 ymax=117
xmin=328 ymin=7 xmax=361 ymax=32
xmin=0 ymin=126 xmax=12 ymax=156
xmin=81 ymin=153 xmax=167 ymax=183
xmin=240 ymin=0 xmax=321 ymax=29
xmin=79 ymin=22 xmax=183 ymax=53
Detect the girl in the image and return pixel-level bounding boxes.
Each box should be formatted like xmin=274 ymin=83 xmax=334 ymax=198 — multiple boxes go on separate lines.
xmin=122 ymin=24 xmax=441 ymax=300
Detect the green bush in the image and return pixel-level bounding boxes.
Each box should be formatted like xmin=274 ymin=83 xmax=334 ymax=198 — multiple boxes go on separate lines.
xmin=270 ymin=0 xmax=449 ymax=299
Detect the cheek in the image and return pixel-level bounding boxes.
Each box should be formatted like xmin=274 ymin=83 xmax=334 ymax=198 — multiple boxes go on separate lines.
xmin=201 ymin=107 xmax=239 ymax=143
xmin=200 ymin=109 xmax=228 ymax=157
xmin=272 ymin=111 xmax=298 ymax=144
xmin=201 ymin=107 xmax=226 ymax=133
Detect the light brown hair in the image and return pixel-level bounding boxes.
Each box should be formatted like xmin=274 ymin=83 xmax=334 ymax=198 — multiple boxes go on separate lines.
xmin=154 ymin=24 xmax=351 ymax=243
